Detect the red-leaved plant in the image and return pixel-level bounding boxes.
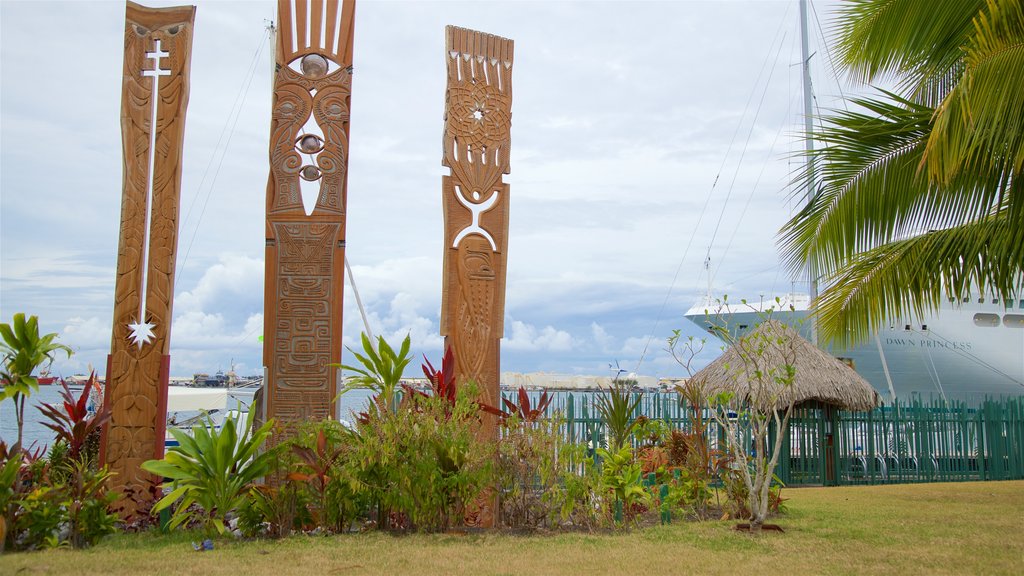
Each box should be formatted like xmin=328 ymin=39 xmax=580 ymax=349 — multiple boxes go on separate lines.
xmin=481 ymin=386 xmax=553 ymax=424
xmin=288 ymin=428 xmax=345 ymax=527
xmin=37 ymin=373 xmax=110 ymax=462
xmin=399 ymin=347 xmax=461 ymax=418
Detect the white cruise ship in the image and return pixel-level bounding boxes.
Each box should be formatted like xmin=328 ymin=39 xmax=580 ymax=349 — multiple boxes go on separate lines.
xmin=684 ymin=292 xmax=1024 ymax=404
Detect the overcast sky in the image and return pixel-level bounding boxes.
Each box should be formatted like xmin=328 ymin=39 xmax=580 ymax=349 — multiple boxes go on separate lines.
xmin=0 ymin=0 xmax=850 ymax=380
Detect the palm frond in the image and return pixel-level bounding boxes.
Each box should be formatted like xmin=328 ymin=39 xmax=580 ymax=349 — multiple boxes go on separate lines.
xmin=814 ymin=214 xmax=1024 ymax=347
xmin=782 ymin=92 xmax=1006 ymax=280
xmin=926 ymin=0 xmax=1024 ymax=184
xmin=833 ymin=0 xmax=982 ymax=98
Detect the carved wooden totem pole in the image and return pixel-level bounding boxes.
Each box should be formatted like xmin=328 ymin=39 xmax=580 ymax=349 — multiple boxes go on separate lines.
xmin=263 ymin=0 xmax=356 ymax=434
xmin=102 ymin=1 xmax=194 ymax=516
xmin=440 ymin=26 xmax=514 ymax=526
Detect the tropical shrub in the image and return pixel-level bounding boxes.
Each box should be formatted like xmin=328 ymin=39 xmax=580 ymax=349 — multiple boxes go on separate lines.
xmin=286 ymin=419 xmax=365 ymax=533
xmin=63 ymin=459 xmax=118 ymax=548
xmin=546 ymin=441 xmax=602 ymax=530
xmin=594 ymin=382 xmax=642 ymax=452
xmin=596 ymin=445 xmax=649 ymax=525
xmin=141 ymin=410 xmax=277 ymax=536
xmin=494 ymin=414 xmax=560 ymax=528
xmin=0 ymin=313 xmax=73 ymax=448
xmin=347 ymin=382 xmax=493 ymax=532
xmin=13 ymin=485 xmax=64 ymax=549
xmin=237 ymin=482 xmax=312 ymax=538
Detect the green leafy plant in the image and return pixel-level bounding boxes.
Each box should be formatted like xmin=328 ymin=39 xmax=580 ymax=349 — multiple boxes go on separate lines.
xmin=594 ymin=381 xmax=642 ymax=452
xmin=337 ymin=333 xmax=412 ymax=413
xmin=0 ymin=313 xmax=73 ymax=448
xmin=141 ymin=410 xmax=277 ymax=536
xmin=348 ymin=382 xmax=493 ymax=532
xmin=13 ymin=485 xmax=64 ymax=550
xmin=596 ymin=445 xmax=648 ymax=525
xmin=0 ymin=450 xmax=22 ymax=551
xmin=63 ymin=459 xmax=118 ymax=548
xmin=546 ymin=441 xmax=601 ymax=530
xmin=0 ymin=442 xmax=47 ymax=552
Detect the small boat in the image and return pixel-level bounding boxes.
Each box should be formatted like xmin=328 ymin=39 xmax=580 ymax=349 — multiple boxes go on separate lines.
xmin=164 ymin=386 xmax=259 ymax=448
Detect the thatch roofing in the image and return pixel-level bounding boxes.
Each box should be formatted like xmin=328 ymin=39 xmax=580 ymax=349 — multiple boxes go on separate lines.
xmin=692 ymin=320 xmax=880 ymax=412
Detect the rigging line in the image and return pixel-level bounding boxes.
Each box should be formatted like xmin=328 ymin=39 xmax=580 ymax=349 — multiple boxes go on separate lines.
xmin=914 ymin=327 xmax=1024 ymax=386
xmin=710 ymin=95 xmax=789 ymax=289
xmin=706 ymin=30 xmax=788 ymax=259
xmin=180 ymin=29 xmax=271 ymax=271
xmin=809 ymin=0 xmax=849 ymax=112
xmin=632 ymin=5 xmax=793 ymax=374
xmin=922 ymin=345 xmax=949 ymax=403
xmin=180 ymin=27 xmax=269 ymax=239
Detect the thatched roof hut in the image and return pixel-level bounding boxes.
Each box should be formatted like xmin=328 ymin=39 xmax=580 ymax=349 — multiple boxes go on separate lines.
xmin=692 ymin=320 xmax=880 ymax=412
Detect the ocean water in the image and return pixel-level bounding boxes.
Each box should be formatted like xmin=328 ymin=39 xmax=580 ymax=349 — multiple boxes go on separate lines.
xmin=0 ymin=385 xmax=376 ymax=452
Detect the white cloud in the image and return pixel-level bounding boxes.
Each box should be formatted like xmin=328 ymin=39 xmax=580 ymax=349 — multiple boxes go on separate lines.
xmin=504 ymin=319 xmax=575 ymax=352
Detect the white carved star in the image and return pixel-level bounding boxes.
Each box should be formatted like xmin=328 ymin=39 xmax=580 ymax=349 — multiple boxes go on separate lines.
xmin=127 ymin=319 xmax=157 ymax=348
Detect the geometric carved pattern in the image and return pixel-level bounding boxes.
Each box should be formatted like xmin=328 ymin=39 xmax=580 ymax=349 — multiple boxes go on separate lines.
xmin=101 ymin=1 xmax=195 ymax=518
xmin=264 ymin=0 xmax=356 ymax=434
xmin=440 ymin=26 xmax=514 ymax=528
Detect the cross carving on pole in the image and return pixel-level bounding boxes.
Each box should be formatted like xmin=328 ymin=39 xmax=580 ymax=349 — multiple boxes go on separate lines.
xmin=127 ymin=38 xmax=172 ymax=349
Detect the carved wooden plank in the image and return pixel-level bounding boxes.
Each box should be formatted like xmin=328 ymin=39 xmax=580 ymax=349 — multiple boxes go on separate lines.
xmin=440 ymin=25 xmax=514 ymax=528
xmin=264 ymin=0 xmax=356 ymax=436
xmin=101 ymin=0 xmax=195 ymax=518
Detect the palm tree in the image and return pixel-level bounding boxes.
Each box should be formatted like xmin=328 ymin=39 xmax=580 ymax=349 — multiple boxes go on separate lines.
xmin=780 ymin=0 xmax=1024 ymax=347
xmin=0 ymin=313 xmax=73 ymax=448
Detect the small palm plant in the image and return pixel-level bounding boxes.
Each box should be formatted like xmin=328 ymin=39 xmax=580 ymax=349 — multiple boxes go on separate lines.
xmin=337 ymin=333 xmax=412 ymax=413
xmin=0 ymin=313 xmax=73 ymax=448
xmin=141 ymin=410 xmax=276 ymax=536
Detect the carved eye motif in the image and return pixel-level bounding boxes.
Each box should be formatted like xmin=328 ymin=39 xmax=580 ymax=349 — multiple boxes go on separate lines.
xmin=301 ymin=54 xmax=329 ymax=79
xmin=167 ymin=25 xmax=180 ymax=35
xmin=134 ymin=25 xmax=149 ymax=36
xmin=300 ymin=166 xmax=322 ymax=181
xmin=296 ymin=134 xmax=323 ymax=154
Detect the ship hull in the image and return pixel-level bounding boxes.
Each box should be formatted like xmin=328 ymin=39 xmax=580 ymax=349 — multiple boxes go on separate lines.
xmin=685 ymin=298 xmax=1024 ymax=404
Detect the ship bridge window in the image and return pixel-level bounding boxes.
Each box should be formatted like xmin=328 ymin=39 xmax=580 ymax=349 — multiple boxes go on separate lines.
xmin=973 ymin=313 xmax=1000 ymax=327
xmin=1019 ymin=299 xmax=1024 ymax=309
xmin=978 ymin=298 xmax=985 ymax=303
xmin=904 ymin=324 xmax=911 ymax=331
xmin=963 ymin=297 xmax=970 ymax=303
xmin=738 ymin=324 xmax=749 ymax=330
xmin=921 ymin=324 xmax=928 ymax=331
xmin=1004 ymin=314 xmax=1024 ymax=328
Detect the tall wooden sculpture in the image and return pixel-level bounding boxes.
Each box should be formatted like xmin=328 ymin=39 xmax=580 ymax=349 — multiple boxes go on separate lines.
xmin=102 ymin=1 xmax=194 ymax=516
xmin=440 ymin=26 xmax=514 ymax=526
xmin=264 ymin=0 xmax=356 ymax=432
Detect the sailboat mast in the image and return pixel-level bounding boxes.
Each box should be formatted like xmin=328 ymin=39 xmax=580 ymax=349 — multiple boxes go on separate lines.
xmin=799 ymin=0 xmax=818 ymax=345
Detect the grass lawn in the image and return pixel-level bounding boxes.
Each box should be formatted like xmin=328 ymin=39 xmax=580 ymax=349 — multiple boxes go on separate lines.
xmin=2 ymin=480 xmax=1022 ymax=575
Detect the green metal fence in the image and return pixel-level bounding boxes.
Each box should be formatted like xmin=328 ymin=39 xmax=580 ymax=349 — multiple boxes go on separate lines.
xmin=511 ymin=390 xmax=1024 ymax=486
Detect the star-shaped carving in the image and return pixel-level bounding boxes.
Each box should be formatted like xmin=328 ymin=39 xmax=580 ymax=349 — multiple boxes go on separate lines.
xmin=127 ymin=319 xmax=157 ymax=348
